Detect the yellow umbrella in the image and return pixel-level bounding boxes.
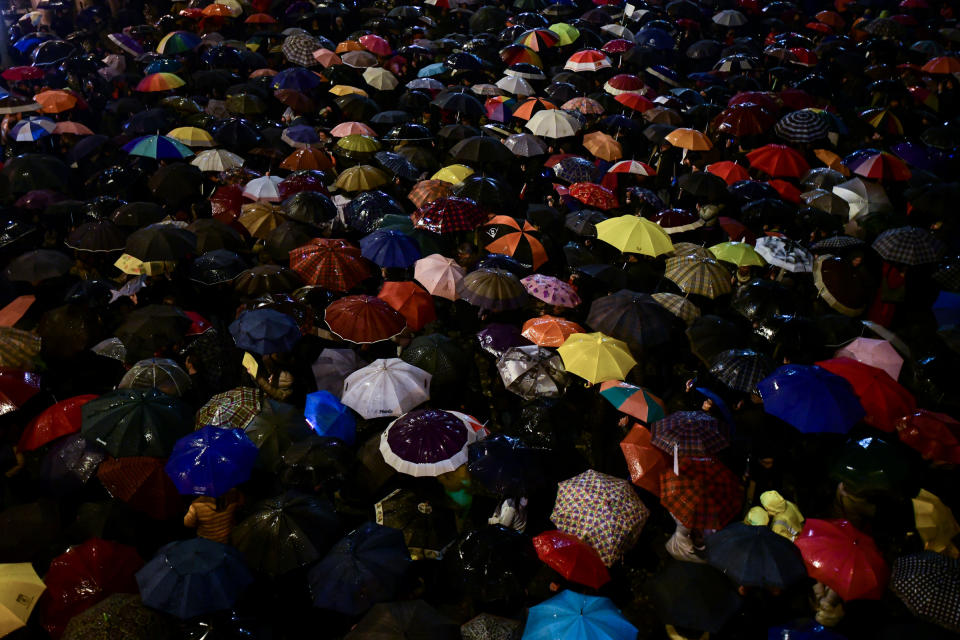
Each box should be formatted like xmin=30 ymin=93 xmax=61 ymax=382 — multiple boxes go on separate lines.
xmin=334 ymin=165 xmax=390 ymax=192
xmin=238 ymin=202 xmax=284 ymax=239
xmin=709 ymin=241 xmax=766 ymax=267
xmin=582 ymin=131 xmax=622 ymax=162
xmin=0 ymin=563 xmax=45 ymax=637
xmin=595 ymin=215 xmax=674 ymax=257
xmin=336 ymin=134 xmax=381 ymax=154
xmin=913 ymin=489 xmax=960 ymax=557
xmin=548 ymin=22 xmax=580 ymax=46
xmin=664 ymin=128 xmax=713 ymax=151
xmin=557 ymin=332 xmax=636 ymax=384
xmin=167 ymin=126 xmax=215 ymax=148
xmin=329 ymin=85 xmax=368 ymax=97
xmin=431 ymin=164 xmax=474 ymax=184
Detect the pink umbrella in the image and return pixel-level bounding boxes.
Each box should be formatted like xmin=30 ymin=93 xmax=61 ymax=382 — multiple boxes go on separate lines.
xmin=359 ymin=34 xmax=392 ymax=56
xmin=330 ymin=121 xmax=377 ymax=137
xmin=413 ymin=253 xmax=465 ymax=301
xmin=520 ymin=274 xmax=582 ymax=308
xmin=835 ymin=337 xmax=903 ymax=381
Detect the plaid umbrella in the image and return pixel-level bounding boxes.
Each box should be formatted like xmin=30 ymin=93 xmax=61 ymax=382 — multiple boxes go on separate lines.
xmin=282 ymin=34 xmax=320 ymax=67
xmin=587 ymin=290 xmax=675 ymax=351
xmin=289 ymin=238 xmax=371 ymax=291
xmin=651 ymin=411 xmax=729 ymax=460
xmin=97 ymin=456 xmax=183 ymax=519
xmin=411 ymin=197 xmax=486 ymax=233
xmin=553 ymin=156 xmax=598 ymax=183
xmin=660 ymin=458 xmax=743 ymax=530
xmin=709 ymin=349 xmax=774 ymax=393
xmin=408 ymin=180 xmax=454 ymax=208
xmin=195 ymin=387 xmax=262 ymax=430
xmin=550 ymin=469 xmax=649 ymax=566
xmin=775 ymin=109 xmax=830 ymax=143
xmin=872 ymin=226 xmax=945 ymax=266
xmin=0 ymin=327 xmax=40 ymax=370
xmin=664 ymin=255 xmax=733 ymax=299
xmin=651 ymin=292 xmax=701 ymax=326
xmin=891 ymin=552 xmax=960 ymax=633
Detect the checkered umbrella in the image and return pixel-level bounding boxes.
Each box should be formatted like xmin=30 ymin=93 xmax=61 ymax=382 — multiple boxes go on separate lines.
xmin=408 ymin=180 xmax=455 ymax=209
xmin=550 ymin=469 xmax=649 ymax=567
xmin=775 ymin=109 xmax=830 ymax=144
xmin=664 ymin=255 xmax=733 ymax=299
xmin=411 ymin=197 xmax=486 ymax=233
xmin=891 ymin=552 xmax=960 ymax=633
xmin=709 ymin=349 xmax=774 ymax=393
xmin=811 ymin=235 xmax=865 ymax=252
xmin=651 ymin=411 xmax=729 ymax=458
xmin=282 ymin=34 xmax=320 ymax=67
xmin=289 ymin=238 xmax=371 ymax=291
xmin=651 ymin=292 xmax=701 ymax=326
xmin=660 ymin=457 xmax=743 ymax=530
xmin=872 ymin=226 xmax=945 ymax=266
xmin=195 ymin=387 xmax=262 ymax=430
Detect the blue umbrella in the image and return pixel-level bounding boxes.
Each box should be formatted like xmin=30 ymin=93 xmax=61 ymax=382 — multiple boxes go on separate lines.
xmin=521 ymin=590 xmax=638 ymax=640
xmin=359 ymin=229 xmax=421 ymax=268
xmin=756 ymin=365 xmax=864 ymax=434
xmin=309 ymin=522 xmax=410 ymax=615
xmin=229 ymin=308 xmax=301 ymax=355
xmin=144 ymin=58 xmax=182 ymax=74
xmin=282 ymin=124 xmax=320 ymax=146
xmin=165 ymin=426 xmax=259 ymax=497
xmin=272 ymin=67 xmax=324 ymax=91
xmin=933 ymin=291 xmax=960 ymax=327
xmin=136 ymin=538 xmax=253 ymax=619
xmin=635 ymin=27 xmax=675 ymax=51
xmin=418 ymin=63 xmax=448 ymax=77
xmin=304 ymin=391 xmax=356 ymax=444
xmin=466 ymin=434 xmax=549 ymax=496
xmin=768 ymin=621 xmax=846 ymax=639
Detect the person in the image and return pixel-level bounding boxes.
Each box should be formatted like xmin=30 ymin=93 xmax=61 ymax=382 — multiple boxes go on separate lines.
xmin=665 ymin=514 xmax=706 ymax=563
xmin=183 ymin=488 xmax=244 ymax=544
xmin=760 ymin=490 xmax=804 ymax=541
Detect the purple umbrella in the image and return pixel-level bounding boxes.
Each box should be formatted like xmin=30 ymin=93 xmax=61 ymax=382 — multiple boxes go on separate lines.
xmin=41 ymin=433 xmax=105 ymax=495
xmin=379 ymin=409 xmax=477 ymax=477
xmin=476 ymin=323 xmax=533 ymax=357
xmin=890 ymin=142 xmax=944 ymax=172
xmin=108 ymin=33 xmax=144 ymax=57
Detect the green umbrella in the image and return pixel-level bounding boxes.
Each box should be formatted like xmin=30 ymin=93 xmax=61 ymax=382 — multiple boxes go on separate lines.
xmin=80 ymin=388 xmax=192 ymax=458
xmin=400 ymin=334 xmax=469 ymax=386
xmin=830 ymin=436 xmax=920 ymax=498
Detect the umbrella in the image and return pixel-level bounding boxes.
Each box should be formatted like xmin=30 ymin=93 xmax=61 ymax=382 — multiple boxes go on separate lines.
xmin=447 ymin=525 xmax=535 ymax=604
xmin=122 ymin=135 xmax=193 ymax=160
xmin=412 ymin=197 xmax=486 ymax=233
xmin=775 ymin=108 xmax=830 ymax=143
xmin=896 ymin=410 xmax=960 ymax=464
xmin=113 ymin=304 xmax=192 ymax=360
xmin=18 ymin=394 xmax=96 ymax=452
xmin=664 ymin=255 xmax=733 ymax=299
xmin=747 ymin=144 xmax=810 ymax=178
xmin=568 ymin=183 xmax=618 ymax=211
xmin=587 ymin=290 xmax=675 ymax=351
xmin=409 ymin=181 xmax=455 ymax=208
xmin=81 ymin=389 xmax=191 ymax=458
xmin=497 ymin=345 xmax=568 ymax=400
xmin=755 ymin=236 xmax=814 ymax=272
xmin=647 ymin=562 xmax=743 ymax=634
xmin=815 ymin=358 xmax=915 ymax=432
xmin=0 ymin=563 xmax=45 ymax=637
xmin=360 ymin=230 xmax=421 ymax=268
xmin=234 ymin=265 xmax=302 ymax=295
xmin=600 ymin=381 xmax=666 ymax=425
xmin=660 ymin=457 xmax=742 ymax=529
xmin=890 ymin=552 xmax=960 ymax=633
xmin=466 ymin=433 xmax=548 ymax=497
xmin=195 ymin=387 xmax=263 ymax=430
xmin=97 ymin=456 xmax=183 ymax=520
xmin=41 ymin=433 xmax=105 ymax=495
xmin=335 ymin=165 xmax=390 ymax=192
xmin=595 ymin=216 xmax=673 ymax=256
xmin=341 ymin=359 xmax=431 ymax=420
xmin=310 ymin=523 xmax=410 ymax=616
xmin=757 ymin=365 xmax=865 ymax=434
xmin=550 ymin=469 xmax=649 ymax=566
xmin=706 ymin=522 xmax=808 ymax=589
xmin=345 ymin=600 xmax=458 ymax=640
xmin=164 ymin=426 xmax=258 ymax=497
xmin=38 ymin=538 xmax=142 ymax=639
xmin=325 ymin=295 xmax=406 ymax=343
xmin=830 ymin=435 xmax=917 ymax=498
xmin=460 ymin=268 xmax=529 ymax=313
xmin=913 ymin=489 xmax=960 ymax=556
xmin=709 ymin=241 xmax=766 ymax=267
xmin=525 ymin=110 xmax=581 ymax=138
xmin=229 ymin=308 xmax=301 ymax=355
xmin=521 ymin=275 xmax=581 ymax=309
xmin=522 ymin=591 xmax=635 ymax=640
xmin=872 ymin=226 xmax=945 ymax=266
xmin=557 ymin=332 xmax=636 ymax=384
xmin=136 ymin=538 xmax=253 ymax=619
xmin=521 ymin=316 xmax=584 ymax=348
xmin=0 ymin=327 xmax=40 ymax=371
xmin=304 ymin=391 xmax=356 ymax=444
xmin=377 ymin=281 xmax=436 ymax=331
xmin=232 ymin=491 xmax=340 ymax=576
xmin=5 ymin=249 xmax=71 ymax=283
xmin=665 ymin=128 xmax=713 ymax=151
xmin=61 ymin=594 xmax=175 ymax=640
xmin=532 ymin=531 xmax=611 ymax=590
xmin=652 ymin=410 xmax=729 ymax=460
xmin=709 ymin=349 xmax=774 ymax=394
xmin=835 ymin=337 xmax=903 ymax=381
xmin=375 ymin=487 xmax=458 ymax=562
xmin=481 ymin=216 xmax=548 ymax=270
xmin=311 ymin=348 xmax=364 ymax=398
xmin=462 ymin=614 xmax=522 ymax=640
xmin=795 ymin=519 xmax=889 ymax=601
xmin=380 ymin=409 xmax=477 ymax=477
xmin=619 ymin=423 xmax=670 ymax=494
xmin=833 ymin=178 xmax=892 ymax=221
xmin=652 ymin=292 xmax=702 ymax=326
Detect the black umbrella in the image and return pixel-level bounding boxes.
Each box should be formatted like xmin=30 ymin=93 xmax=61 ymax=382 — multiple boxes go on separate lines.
xmin=686 ymin=315 xmax=751 ymax=365
xmin=383 ymin=122 xmax=434 ymax=143
xmin=80 ymin=388 xmax=192 ymax=458
xmin=5 ymin=249 xmax=72 ymax=282
xmin=232 ymin=491 xmax=341 ymax=576
xmin=678 ymin=171 xmax=728 ymax=200
xmin=189 ymin=249 xmax=248 ymax=286
xmin=40 ymin=433 xmax=105 ymax=496
xmin=374 ymin=488 xmax=458 ymax=562
xmin=375 ymin=151 xmax=421 ymax=181
xmin=123 ymin=108 xmax=172 ymax=135
xmin=731 ymin=279 xmax=796 ymax=323
xmin=212 ymin=117 xmax=262 ymax=149
xmin=112 ymin=202 xmax=165 ymax=228
xmin=2 ymin=154 xmax=69 ymax=193
xmin=282 ymin=191 xmax=337 ymax=226
xmin=467 ymin=434 xmax=550 ymax=496
xmin=124 ymin=224 xmax=197 ymax=262
xmin=445 ymin=525 xmax=535 ymax=604
xmin=450 ymin=135 xmax=514 ymax=166
xmin=433 ymin=92 xmax=485 ymax=119
xmin=706 ymin=522 xmax=808 ymax=589
xmin=647 ymin=561 xmax=743 ymax=634
xmin=335 ymin=94 xmax=381 ymax=121
xmin=278 ymin=434 xmax=352 ymax=492
xmin=345 ymin=600 xmax=459 ymax=640
xmin=345 ymin=190 xmax=405 ymax=234
xmin=454 ymin=176 xmax=515 ymax=213
xmin=147 ymin=164 xmax=203 ymax=206
xmin=587 ymin=290 xmax=676 ymax=351
xmin=400 ymin=334 xmax=469 ymax=387
xmin=187 ymin=219 xmax=246 ymax=254
xmin=113 ymin=304 xmax=192 ymax=361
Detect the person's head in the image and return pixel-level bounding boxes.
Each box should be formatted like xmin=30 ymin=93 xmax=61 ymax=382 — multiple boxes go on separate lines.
xmin=760 ymin=490 xmax=787 ymax=514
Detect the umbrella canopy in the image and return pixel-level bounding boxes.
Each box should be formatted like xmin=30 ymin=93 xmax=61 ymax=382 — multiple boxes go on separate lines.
xmin=521 ymin=315 xmax=584 ymax=348
xmin=872 ymin=226 xmax=945 ymax=266
xmin=195 ymin=387 xmax=262 ymax=430
xmin=557 ymin=332 xmax=636 ymax=384
xmin=341 ymin=359 xmax=431 ymax=420
xmin=550 ymin=469 xmax=649 ymax=566
xmin=497 ymin=345 xmax=568 ymax=400
xmin=345 ymin=600 xmax=458 ymax=640
xmin=620 ymin=423 xmax=670 ymax=494
xmin=375 ymin=487 xmax=458 ymax=562
xmin=399 ymin=334 xmax=467 ymax=387
xmin=482 ymin=216 xmax=548 ymax=270
xmin=380 ymin=409 xmax=477 ymax=477
xmin=896 ymin=410 xmax=960 ymax=464
xmin=651 ymin=410 xmax=729 ymax=458
xmin=664 ymin=255 xmax=733 ymax=299
xmin=595 ymin=216 xmax=673 ymax=256
xmin=304 ymin=391 xmax=356 ymax=444
xmin=522 ymin=591 xmax=636 ymax=640
xmin=709 ymin=349 xmax=774 ymax=394
xmin=229 ymin=308 xmax=302 ymax=355
xmin=164 ymin=426 xmax=259 ymax=497
xmin=815 ymin=358 xmax=915 ymax=432
xmin=586 ymin=290 xmax=675 ymax=351
xmin=18 ymin=394 xmax=96 ymax=451
xmin=446 ymin=525 xmax=535 ymax=604
xmin=61 ymin=594 xmax=175 ymax=640
xmin=136 ymin=537 xmax=253 ymax=619
xmin=647 ymin=561 xmax=742 ymax=634
xmin=378 ymin=281 xmax=437 ymax=331
xmin=660 ymin=457 xmax=742 ymax=530
xmin=532 ymin=530 xmax=611 ymax=590
xmin=757 ymin=365 xmax=865 ymax=434
xmin=913 ymin=489 xmax=960 ymax=557
xmin=755 ymin=236 xmax=814 ymax=272
xmin=0 ymin=563 xmax=45 ymax=638
xmin=467 ymin=434 xmax=549 ymax=497
xmin=706 ymin=522 xmax=808 ymax=589
xmin=81 ymin=389 xmax=191 ymax=458
xmin=795 ymin=519 xmax=889 ymax=601
xmin=326 ymin=295 xmax=406 ymax=343
xmin=414 ymin=254 xmax=465 ymax=301
xmin=890 ymin=552 xmax=960 ymax=634
xmin=460 ymin=268 xmax=529 ymax=313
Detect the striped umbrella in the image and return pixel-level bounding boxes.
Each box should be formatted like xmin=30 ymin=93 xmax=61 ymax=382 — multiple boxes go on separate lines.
xmin=156 ymin=31 xmax=200 ymax=54
xmin=0 ymin=327 xmax=41 ymax=370
xmin=135 ymin=73 xmax=185 ymax=92
xmin=8 ymin=117 xmax=54 ymax=141
xmin=481 ymin=216 xmax=548 ymax=270
xmin=775 ymin=109 xmax=830 ymax=143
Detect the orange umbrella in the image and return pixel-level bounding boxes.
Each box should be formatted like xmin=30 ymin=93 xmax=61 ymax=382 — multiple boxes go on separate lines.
xmin=377 ymin=281 xmax=436 ymax=331
xmin=408 ymin=180 xmax=454 ymax=208
xmin=245 ymin=12 xmax=276 ymax=23
xmin=512 ymin=97 xmax=557 ymax=121
xmin=279 ymin=148 xmax=333 ymax=171
xmin=521 ymin=315 xmax=584 ymax=347
xmin=814 ymin=148 xmax=850 ymax=174
xmin=664 ymin=128 xmax=713 ymax=151
xmin=34 ymin=90 xmax=78 ymax=114
xmin=620 ymin=423 xmax=670 ymax=494
xmin=922 ymin=56 xmax=960 ymax=74
xmin=482 ymin=215 xmax=549 ymax=270
xmin=815 ymin=10 xmax=845 ymax=28
xmin=582 ymin=131 xmax=623 ymax=162
xmin=335 ymin=40 xmax=364 ymax=54
xmin=614 ymin=92 xmax=654 ymax=112
xmin=200 ymin=3 xmax=233 ymax=16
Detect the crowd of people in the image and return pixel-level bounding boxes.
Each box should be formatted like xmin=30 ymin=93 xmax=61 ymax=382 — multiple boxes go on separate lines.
xmin=0 ymin=0 xmax=958 ymax=638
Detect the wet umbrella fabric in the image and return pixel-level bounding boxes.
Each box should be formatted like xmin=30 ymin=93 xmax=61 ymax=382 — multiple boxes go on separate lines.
xmin=522 ymin=590 xmax=637 ymax=640
xmin=229 ymin=308 xmax=301 ymax=355
xmin=647 ymin=561 xmax=742 ymax=634
xmin=706 ymin=522 xmax=808 ymax=589
xmin=345 ymin=600 xmax=458 ymax=640
xmin=81 ymin=389 xmax=192 ymax=458
xmin=380 ymin=409 xmax=477 ymax=477
xmin=532 ymin=530 xmax=611 ymax=590
xmin=164 ymin=426 xmax=259 ymax=497
xmin=757 ymin=365 xmax=864 ymax=434
xmin=795 ymin=519 xmax=889 ymax=601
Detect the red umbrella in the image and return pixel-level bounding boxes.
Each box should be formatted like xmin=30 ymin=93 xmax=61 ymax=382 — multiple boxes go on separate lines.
xmin=532 ymin=529 xmax=611 ymax=590
xmin=845 ymin=150 xmax=911 ymax=182
xmin=660 ymin=458 xmax=742 ymax=530
xmin=778 ymin=87 xmax=817 ymax=110
xmin=712 ymin=103 xmax=776 ymax=137
xmin=96 ymin=456 xmax=184 ymax=520
xmin=568 ymin=182 xmax=619 ymax=210
xmin=815 ymin=358 xmax=915 ymax=432
xmin=603 ymin=74 xmax=645 ymax=95
xmin=288 ymin=238 xmax=372 ymax=291
xmin=895 ymin=410 xmax=960 ymax=464
xmin=2 ymin=66 xmax=44 ymax=81
xmin=325 ymin=295 xmax=406 ymax=343
xmin=18 ymin=394 xmax=98 ymax=452
xmin=359 ymin=34 xmax=392 ymax=56
xmin=411 ymin=197 xmax=486 ymax=233
xmin=378 ymin=281 xmax=436 ymax=331
xmin=210 ymin=184 xmax=245 ymax=223
xmin=795 ymin=519 xmax=889 ymax=601
xmin=39 ymin=538 xmax=143 ymax=639
xmin=0 ymin=368 xmax=40 ymax=416
xmin=728 ymin=91 xmax=779 ymax=113
xmin=746 ymin=144 xmax=810 ymax=178
xmin=707 ymin=161 xmax=750 ymax=185
xmin=614 ymin=93 xmax=654 ymax=112
xmin=767 ymin=179 xmax=802 ymax=204
xmin=718 ymin=216 xmax=756 ymax=243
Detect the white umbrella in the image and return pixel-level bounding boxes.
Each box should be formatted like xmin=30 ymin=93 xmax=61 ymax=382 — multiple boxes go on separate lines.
xmin=525 ymin=109 xmax=581 ymax=139
xmin=379 ymin=408 xmax=477 ymax=477
xmin=242 ymin=175 xmax=284 ymax=202
xmin=191 ymin=148 xmax=244 ymax=172
xmin=362 ymin=66 xmax=399 ymax=90
xmin=504 ymin=133 xmax=548 ymax=157
xmin=832 ymin=177 xmax=892 ymax=221
xmin=601 ymin=24 xmax=634 ymax=39
xmin=495 ymin=76 xmax=534 ymax=97
xmin=754 ymin=236 xmax=813 ymax=272
xmin=413 ymin=253 xmax=465 ymax=301
xmin=341 ymin=358 xmax=431 ymax=420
